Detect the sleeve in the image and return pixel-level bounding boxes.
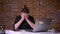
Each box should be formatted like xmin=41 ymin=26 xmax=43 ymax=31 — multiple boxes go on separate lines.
xmin=14 ymin=16 xmax=20 ymax=24
xmin=29 ymin=16 xmax=35 ymax=24
xmin=13 ymin=16 xmax=21 ymax=30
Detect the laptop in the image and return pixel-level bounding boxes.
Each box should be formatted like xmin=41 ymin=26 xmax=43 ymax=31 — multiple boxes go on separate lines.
xmin=33 ymin=18 xmax=52 ymax=32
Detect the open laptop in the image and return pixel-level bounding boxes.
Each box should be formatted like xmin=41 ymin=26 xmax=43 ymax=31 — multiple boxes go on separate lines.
xmin=25 ymin=18 xmax=51 ymax=32
xmin=33 ymin=18 xmax=52 ymax=32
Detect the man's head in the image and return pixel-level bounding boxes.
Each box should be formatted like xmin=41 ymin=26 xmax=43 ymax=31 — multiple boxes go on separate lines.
xmin=21 ymin=5 xmax=29 ymax=17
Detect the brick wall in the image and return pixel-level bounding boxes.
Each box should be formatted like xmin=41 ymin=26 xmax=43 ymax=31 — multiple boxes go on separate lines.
xmin=0 ymin=0 xmax=60 ymax=31
xmin=55 ymin=0 xmax=60 ymax=31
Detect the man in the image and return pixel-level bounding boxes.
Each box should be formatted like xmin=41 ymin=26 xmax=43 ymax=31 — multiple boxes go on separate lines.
xmin=14 ymin=5 xmax=35 ymax=30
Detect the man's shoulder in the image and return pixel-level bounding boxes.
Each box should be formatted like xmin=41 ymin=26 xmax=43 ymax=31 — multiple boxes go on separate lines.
xmin=29 ymin=15 xmax=33 ymax=17
xmin=16 ymin=15 xmax=21 ymax=18
xmin=29 ymin=15 xmax=34 ymax=18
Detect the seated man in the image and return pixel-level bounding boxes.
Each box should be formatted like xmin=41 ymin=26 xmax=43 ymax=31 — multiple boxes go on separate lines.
xmin=13 ymin=5 xmax=35 ymax=30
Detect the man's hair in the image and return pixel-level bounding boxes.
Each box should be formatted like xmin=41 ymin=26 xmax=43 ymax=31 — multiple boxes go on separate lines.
xmin=21 ymin=5 xmax=29 ymax=13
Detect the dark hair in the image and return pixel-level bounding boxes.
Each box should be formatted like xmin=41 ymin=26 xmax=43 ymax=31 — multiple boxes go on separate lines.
xmin=21 ymin=5 xmax=29 ymax=13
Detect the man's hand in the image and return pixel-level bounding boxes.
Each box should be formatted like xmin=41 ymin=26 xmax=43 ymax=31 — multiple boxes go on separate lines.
xmin=21 ymin=14 xmax=25 ymax=20
xmin=24 ymin=14 xmax=29 ymax=20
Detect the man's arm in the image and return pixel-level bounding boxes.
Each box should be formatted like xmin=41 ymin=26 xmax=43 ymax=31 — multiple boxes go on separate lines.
xmin=15 ymin=18 xmax=24 ymax=30
xmin=25 ymin=16 xmax=35 ymax=29
xmin=26 ymin=19 xmax=35 ymax=29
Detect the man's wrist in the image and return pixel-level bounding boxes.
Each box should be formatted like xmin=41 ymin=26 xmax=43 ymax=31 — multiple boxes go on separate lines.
xmin=21 ymin=18 xmax=24 ymax=20
xmin=25 ymin=18 xmax=28 ymax=20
